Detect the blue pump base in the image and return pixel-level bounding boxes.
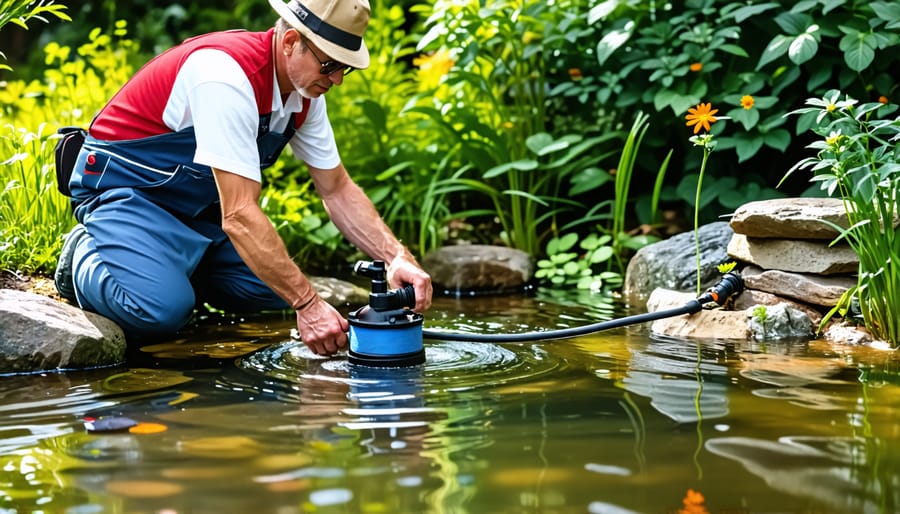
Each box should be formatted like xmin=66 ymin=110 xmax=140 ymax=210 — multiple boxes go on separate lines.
xmin=348 ymin=348 xmax=426 ymax=368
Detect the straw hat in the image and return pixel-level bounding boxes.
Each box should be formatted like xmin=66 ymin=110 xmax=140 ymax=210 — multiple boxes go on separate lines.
xmin=268 ymin=0 xmax=370 ymax=70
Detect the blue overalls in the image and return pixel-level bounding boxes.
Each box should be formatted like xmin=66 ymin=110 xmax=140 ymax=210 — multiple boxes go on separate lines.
xmin=66 ymin=113 xmax=298 ymax=340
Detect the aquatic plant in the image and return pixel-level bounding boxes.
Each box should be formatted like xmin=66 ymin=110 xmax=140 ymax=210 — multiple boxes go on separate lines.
xmin=783 ymin=90 xmax=900 ymax=346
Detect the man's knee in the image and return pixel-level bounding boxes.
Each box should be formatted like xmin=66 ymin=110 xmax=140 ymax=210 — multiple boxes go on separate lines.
xmin=115 ymin=295 xmax=195 ymax=338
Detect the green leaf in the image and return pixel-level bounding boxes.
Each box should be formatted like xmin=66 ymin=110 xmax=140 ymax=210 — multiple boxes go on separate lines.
xmin=788 ymin=33 xmax=818 ymax=65
xmin=483 ymin=160 xmax=539 ymax=179
xmin=525 ymin=133 xmax=554 ymax=154
xmin=757 ymin=34 xmax=791 ymax=69
xmin=821 ymin=0 xmax=846 ymax=15
xmin=735 ymin=134 xmax=765 ymax=162
xmin=871 ymin=2 xmax=900 ymax=23
xmin=843 ymin=36 xmax=876 ymax=71
xmin=774 ymin=12 xmax=812 ymax=35
xmin=726 ymin=3 xmax=779 ymax=23
xmin=654 ymin=88 xmax=701 ymax=115
xmin=718 ymin=44 xmax=749 ymax=58
xmin=589 ymin=246 xmax=614 ymax=264
xmin=596 ymin=24 xmax=634 ymax=67
xmin=764 ymin=129 xmax=791 ymax=152
xmin=807 ymin=65 xmax=832 ymax=90
xmin=728 ymin=107 xmax=759 ymax=130
xmin=359 ymin=99 xmax=387 ymax=133
xmin=569 ymin=167 xmax=613 ymax=196
xmin=548 ymin=233 xmax=579 ymax=254
xmin=588 ymin=0 xmax=620 ymax=24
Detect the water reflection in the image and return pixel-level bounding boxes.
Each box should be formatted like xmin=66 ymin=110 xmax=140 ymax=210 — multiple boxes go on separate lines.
xmin=706 ymin=435 xmax=896 ymax=513
xmin=621 ymin=335 xmax=730 ymax=423
xmin=2 ymin=292 xmax=900 ymax=513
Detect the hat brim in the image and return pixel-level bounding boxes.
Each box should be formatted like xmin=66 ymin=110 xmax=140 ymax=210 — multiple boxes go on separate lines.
xmin=269 ymin=0 xmax=370 ymax=70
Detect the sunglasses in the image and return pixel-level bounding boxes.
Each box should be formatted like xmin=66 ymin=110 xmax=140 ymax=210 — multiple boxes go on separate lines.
xmin=301 ymin=36 xmax=354 ymax=76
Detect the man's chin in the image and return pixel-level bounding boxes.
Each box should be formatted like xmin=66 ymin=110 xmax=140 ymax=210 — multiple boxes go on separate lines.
xmin=297 ymin=86 xmax=328 ymax=98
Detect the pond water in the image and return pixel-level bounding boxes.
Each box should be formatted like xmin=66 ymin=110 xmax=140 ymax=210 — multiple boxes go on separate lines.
xmin=1 ymin=289 xmax=899 ymax=514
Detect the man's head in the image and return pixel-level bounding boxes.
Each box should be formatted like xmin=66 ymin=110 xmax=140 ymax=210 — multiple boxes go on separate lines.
xmin=268 ymin=0 xmax=370 ymax=71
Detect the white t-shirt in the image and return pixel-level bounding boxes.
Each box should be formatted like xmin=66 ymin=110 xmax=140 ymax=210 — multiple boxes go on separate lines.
xmin=165 ymin=49 xmax=341 ymax=182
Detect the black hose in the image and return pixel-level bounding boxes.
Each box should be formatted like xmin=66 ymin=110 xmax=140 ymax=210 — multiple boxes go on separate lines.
xmin=422 ymin=300 xmax=703 ymax=342
xmin=420 ymin=271 xmax=744 ymax=343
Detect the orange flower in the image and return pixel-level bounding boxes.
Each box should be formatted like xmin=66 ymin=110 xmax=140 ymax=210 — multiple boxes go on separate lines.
xmin=679 ymin=488 xmax=709 ymax=514
xmin=740 ymin=94 xmax=754 ymax=110
xmin=685 ymin=103 xmax=719 ymax=134
xmin=689 ymin=62 xmax=703 ymax=72
xmin=568 ymin=68 xmax=583 ymax=81
xmin=879 ymin=95 xmax=889 ymax=104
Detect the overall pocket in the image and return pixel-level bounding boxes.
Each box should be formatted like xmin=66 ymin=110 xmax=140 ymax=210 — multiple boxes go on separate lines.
xmin=54 ymin=127 xmax=86 ymax=196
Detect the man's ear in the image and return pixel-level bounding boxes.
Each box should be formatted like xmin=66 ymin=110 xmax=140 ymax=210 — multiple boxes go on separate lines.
xmin=283 ymin=28 xmax=301 ymax=56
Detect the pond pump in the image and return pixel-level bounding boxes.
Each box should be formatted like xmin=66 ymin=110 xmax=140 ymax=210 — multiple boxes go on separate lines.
xmin=348 ymin=260 xmax=744 ymax=368
xmin=348 ymin=260 xmax=425 ymax=367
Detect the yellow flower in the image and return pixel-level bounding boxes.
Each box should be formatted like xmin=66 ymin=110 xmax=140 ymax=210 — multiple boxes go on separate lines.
xmin=740 ymin=94 xmax=754 ymax=110
xmin=825 ymin=130 xmax=842 ymax=146
xmin=689 ymin=62 xmax=703 ymax=72
xmin=412 ymin=49 xmax=455 ymax=90
xmin=522 ymin=31 xmax=541 ymax=44
xmin=685 ymin=103 xmax=719 ymax=134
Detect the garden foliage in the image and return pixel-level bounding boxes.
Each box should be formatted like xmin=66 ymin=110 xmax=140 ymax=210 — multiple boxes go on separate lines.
xmin=3 ymin=0 xmax=900 ymax=304
xmin=0 ymin=23 xmax=132 ymax=273
xmin=784 ymin=91 xmax=900 ymax=346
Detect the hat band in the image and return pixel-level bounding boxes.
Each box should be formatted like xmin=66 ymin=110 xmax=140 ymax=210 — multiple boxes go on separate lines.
xmin=286 ymin=0 xmax=362 ymax=51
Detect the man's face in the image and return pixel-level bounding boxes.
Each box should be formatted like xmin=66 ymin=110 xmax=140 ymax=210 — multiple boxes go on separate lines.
xmin=285 ymin=32 xmax=347 ymax=98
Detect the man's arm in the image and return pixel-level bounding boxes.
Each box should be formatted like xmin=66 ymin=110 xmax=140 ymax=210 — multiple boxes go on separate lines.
xmin=211 ymin=167 xmax=349 ymax=355
xmin=309 ymin=162 xmax=432 ymax=311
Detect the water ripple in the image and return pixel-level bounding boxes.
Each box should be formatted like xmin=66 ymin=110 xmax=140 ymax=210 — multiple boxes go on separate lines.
xmin=237 ymin=339 xmax=564 ymax=393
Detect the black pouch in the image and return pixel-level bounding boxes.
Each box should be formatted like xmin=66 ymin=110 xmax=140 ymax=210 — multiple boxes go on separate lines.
xmin=54 ymin=126 xmax=86 ymax=196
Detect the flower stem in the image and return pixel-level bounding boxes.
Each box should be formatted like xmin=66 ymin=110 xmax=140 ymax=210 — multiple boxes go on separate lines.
xmin=694 ymin=147 xmax=710 ymax=296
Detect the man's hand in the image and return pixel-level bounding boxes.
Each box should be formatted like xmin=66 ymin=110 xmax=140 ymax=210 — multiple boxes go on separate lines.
xmin=295 ymin=296 xmax=350 ymax=356
xmin=388 ymin=252 xmax=433 ymax=312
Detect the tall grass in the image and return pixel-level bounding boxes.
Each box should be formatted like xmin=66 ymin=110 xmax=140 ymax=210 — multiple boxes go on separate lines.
xmin=0 ymin=123 xmax=73 ymax=273
xmin=784 ymin=91 xmax=900 ymax=346
xmin=0 ymin=25 xmax=135 ymax=275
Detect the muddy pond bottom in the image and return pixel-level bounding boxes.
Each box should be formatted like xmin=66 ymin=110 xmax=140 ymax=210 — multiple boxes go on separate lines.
xmin=1 ymin=290 xmax=899 ymax=513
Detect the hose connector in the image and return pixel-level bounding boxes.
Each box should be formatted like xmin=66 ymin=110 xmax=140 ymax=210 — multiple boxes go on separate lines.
xmin=696 ymin=271 xmax=744 ymax=307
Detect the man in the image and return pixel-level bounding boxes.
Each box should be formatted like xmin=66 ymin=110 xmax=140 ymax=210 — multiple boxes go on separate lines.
xmin=54 ymin=0 xmax=432 ymax=356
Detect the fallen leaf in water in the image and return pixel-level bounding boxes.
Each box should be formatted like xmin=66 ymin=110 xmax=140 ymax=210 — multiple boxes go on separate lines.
xmin=264 ymin=478 xmax=311 ymax=493
xmin=254 ymin=453 xmax=314 ymax=470
xmin=177 ymin=435 xmax=261 ymax=459
xmin=491 ymin=467 xmax=572 ymax=486
xmin=106 ymin=480 xmax=183 ymax=498
xmin=101 ymin=368 xmax=192 ymax=393
xmin=129 ymin=422 xmax=168 ymax=434
xmin=160 ymin=466 xmax=241 ymax=480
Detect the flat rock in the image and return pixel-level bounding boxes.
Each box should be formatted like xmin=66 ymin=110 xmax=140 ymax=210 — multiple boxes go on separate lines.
xmin=727 ymin=234 xmax=858 ymax=275
xmin=741 ymin=265 xmax=855 ymax=307
xmin=729 ymin=197 xmax=848 ymax=240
